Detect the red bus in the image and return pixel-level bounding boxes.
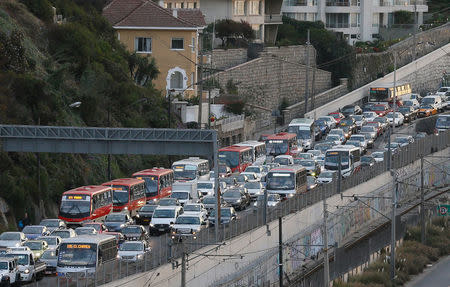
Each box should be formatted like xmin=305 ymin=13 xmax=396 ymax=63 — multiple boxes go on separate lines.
xmin=265 ymin=132 xmax=299 ymax=157
xmin=218 ymin=145 xmax=253 ymax=173
xmin=58 ymin=185 xmax=113 ymax=226
xmin=102 ymin=178 xmax=146 ymax=215
xmin=132 ymin=168 xmax=174 ymax=202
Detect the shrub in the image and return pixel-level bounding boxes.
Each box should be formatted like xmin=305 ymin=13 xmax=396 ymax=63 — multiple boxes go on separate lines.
xmin=21 ymin=0 xmax=53 ymax=23
xmin=393 ymin=11 xmax=414 ymax=24
xmin=349 ymin=270 xmax=392 ymax=286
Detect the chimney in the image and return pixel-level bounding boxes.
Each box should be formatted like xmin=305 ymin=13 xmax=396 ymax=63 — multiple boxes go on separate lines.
xmin=173 ymin=9 xmax=178 ymax=18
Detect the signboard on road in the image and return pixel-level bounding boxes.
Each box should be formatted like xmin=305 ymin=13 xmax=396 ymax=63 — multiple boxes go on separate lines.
xmin=437 ymin=205 xmax=450 ymax=216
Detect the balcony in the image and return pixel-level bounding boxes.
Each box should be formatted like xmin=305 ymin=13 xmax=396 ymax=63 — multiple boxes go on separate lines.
xmin=265 ymin=14 xmax=283 ymax=24
xmin=326 ymin=22 xmax=350 ymax=28
xmin=326 ymin=0 xmax=350 ymax=6
xmin=285 ymin=0 xmax=308 ymax=6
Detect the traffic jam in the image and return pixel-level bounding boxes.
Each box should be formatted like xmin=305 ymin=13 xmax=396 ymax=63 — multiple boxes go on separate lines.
xmin=0 ymin=83 xmax=448 ymax=284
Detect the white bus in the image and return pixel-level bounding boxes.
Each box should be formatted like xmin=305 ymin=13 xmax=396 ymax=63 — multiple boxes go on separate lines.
xmin=235 ymin=141 xmax=266 ymax=165
xmin=266 ymin=166 xmax=307 ymax=198
xmin=287 ymin=118 xmax=315 ymax=150
xmin=56 ymin=235 xmax=117 ymax=277
xmin=369 ymin=82 xmax=411 ymax=106
xmin=324 ymin=146 xmax=361 ymax=177
xmin=171 ymin=157 xmax=210 ymax=182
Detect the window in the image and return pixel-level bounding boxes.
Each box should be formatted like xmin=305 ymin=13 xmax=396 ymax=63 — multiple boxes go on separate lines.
xmin=325 ymin=13 xmax=349 ymax=28
xmin=191 ymin=37 xmax=195 ymax=52
xmin=248 ymin=1 xmax=260 ymax=15
xmin=350 ymin=13 xmax=360 ymax=27
xmin=171 ymin=38 xmax=184 ymax=50
xmin=181 ymin=2 xmax=184 ymax=8
xmin=194 ymin=2 xmax=197 ymax=8
xmin=170 ymin=71 xmax=184 ymax=89
xmin=233 ymin=1 xmax=245 ymax=15
xmin=135 ymin=37 xmax=152 ymax=53
xmin=191 ymin=72 xmax=195 ymax=87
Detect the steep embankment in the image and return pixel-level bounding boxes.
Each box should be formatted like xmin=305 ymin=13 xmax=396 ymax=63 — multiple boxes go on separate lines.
xmin=0 ymin=0 xmax=170 ymax=228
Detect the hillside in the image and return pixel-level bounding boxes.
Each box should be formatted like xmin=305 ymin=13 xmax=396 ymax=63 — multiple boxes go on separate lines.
xmin=0 ymin=0 xmax=171 ymax=228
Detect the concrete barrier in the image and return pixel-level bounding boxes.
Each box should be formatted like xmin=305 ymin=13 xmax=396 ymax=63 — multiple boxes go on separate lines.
xmin=305 ymin=42 xmax=450 ymax=119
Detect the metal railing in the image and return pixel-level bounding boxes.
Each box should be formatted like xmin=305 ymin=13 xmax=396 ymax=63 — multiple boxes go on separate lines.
xmin=29 ymin=131 xmax=449 ymax=286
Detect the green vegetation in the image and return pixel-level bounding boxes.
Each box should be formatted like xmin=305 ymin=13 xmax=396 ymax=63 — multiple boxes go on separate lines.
xmin=276 ymin=17 xmax=354 ymax=85
xmin=423 ymin=0 xmax=449 ymax=28
xmin=207 ymin=19 xmax=255 ymax=48
xmin=0 ymin=0 xmax=171 ymax=225
xmin=333 ymin=217 xmax=450 ymax=287
xmin=393 ymin=10 xmax=414 ymax=24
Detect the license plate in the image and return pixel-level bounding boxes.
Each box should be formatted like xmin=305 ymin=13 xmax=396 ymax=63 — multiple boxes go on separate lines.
xmin=143 ymin=219 xmax=149 ymax=222
xmin=45 ymin=271 xmax=52 ymax=275
xmin=158 ymin=228 xmax=165 ymax=231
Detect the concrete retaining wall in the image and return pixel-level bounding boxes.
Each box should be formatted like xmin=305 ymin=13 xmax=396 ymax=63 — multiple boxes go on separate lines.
xmin=306 ymin=42 xmax=450 ymax=119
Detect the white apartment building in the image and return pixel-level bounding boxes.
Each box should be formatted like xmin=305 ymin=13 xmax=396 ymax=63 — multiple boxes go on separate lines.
xmin=199 ymin=0 xmax=283 ymax=44
xmin=282 ymin=0 xmax=427 ymax=44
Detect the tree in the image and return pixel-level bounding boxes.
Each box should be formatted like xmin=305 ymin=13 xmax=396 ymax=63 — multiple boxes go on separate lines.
xmin=394 ymin=11 xmax=414 ymax=24
xmin=214 ymin=19 xmax=255 ymax=47
xmin=127 ymin=53 xmax=159 ymax=87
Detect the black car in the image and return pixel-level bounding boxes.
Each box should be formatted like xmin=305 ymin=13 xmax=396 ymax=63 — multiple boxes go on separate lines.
xmin=220 ymin=177 xmax=238 ymax=188
xmin=158 ymin=198 xmax=180 ymax=207
xmin=208 ymin=207 xmax=237 ymax=226
xmin=339 ymin=118 xmax=357 ymax=133
xmin=121 ymin=225 xmax=149 ymax=241
xmin=135 ymin=204 xmax=158 ymax=225
xmin=398 ymin=106 xmax=417 ymax=122
xmin=314 ymin=126 xmax=322 ymax=141
xmin=342 ymin=105 xmax=362 ymax=117
xmin=104 ymin=213 xmax=134 ymax=232
xmin=360 ymin=156 xmax=376 ymax=167
xmin=222 ymin=188 xmax=250 ymax=211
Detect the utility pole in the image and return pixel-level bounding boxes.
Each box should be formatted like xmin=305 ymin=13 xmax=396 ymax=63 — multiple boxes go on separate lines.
xmin=311 ymin=47 xmax=317 ymax=111
xmin=420 ymin=156 xmax=425 ymax=244
xmin=107 ymin=105 xmax=111 ymax=180
xmin=197 ymin=32 xmax=204 ymax=129
xmin=390 ymin=173 xmax=397 ymax=283
xmin=208 ymin=21 xmax=215 ymax=130
xmin=168 ymin=90 xmax=172 ymax=128
xmin=279 ymin=217 xmax=283 ymax=287
xmin=337 ymin=153 xmax=342 ymax=194
xmin=413 ymin=0 xmax=418 ymax=84
xmin=304 ymin=29 xmax=310 ymax=115
xmin=322 ymin=190 xmax=330 ymax=287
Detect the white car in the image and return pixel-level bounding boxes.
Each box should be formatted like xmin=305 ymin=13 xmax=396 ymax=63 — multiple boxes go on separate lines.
xmin=317 ymin=116 xmax=337 ymax=129
xmin=149 ymin=206 xmax=183 ymax=235
xmin=316 ymin=170 xmax=336 ymax=184
xmin=244 ymin=181 xmax=264 ymax=199
xmin=362 ymin=111 xmax=378 ymax=122
xmin=171 ymin=215 xmax=205 ymax=238
xmin=37 ymin=236 xmax=62 ymax=250
xmin=435 ymin=86 xmax=450 ymax=97
xmin=325 ymin=134 xmax=344 ymax=145
xmin=403 ymin=99 xmax=420 ymax=109
xmin=273 ymin=155 xmax=294 ymax=166
xmin=0 ymin=232 xmax=27 ymax=248
xmin=371 ymin=151 xmax=385 ymax=162
xmin=240 ymin=172 xmax=259 ymax=181
xmin=306 ymin=149 xmax=322 ymax=160
xmin=50 ymin=228 xmax=76 ymax=239
xmin=386 ymin=112 xmax=404 ymax=126
xmin=351 ymin=115 xmax=366 ymax=129
xmin=118 ymin=241 xmax=150 ymax=262
xmin=182 ymin=203 xmax=208 ymax=221
xmin=244 ymin=165 xmax=264 ymax=180
xmin=197 ymin=180 xmax=214 ymax=197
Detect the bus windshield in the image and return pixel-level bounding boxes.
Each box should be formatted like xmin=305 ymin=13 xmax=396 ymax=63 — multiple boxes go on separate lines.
xmin=267 ymin=172 xmax=295 ymax=190
xmin=173 ymin=165 xmax=197 ymax=181
xmin=171 ymin=192 xmax=189 ymax=200
xmin=112 ymin=186 xmax=129 ymax=205
xmin=142 ymin=177 xmax=158 ymax=197
xmin=218 ymin=151 xmax=239 ymax=168
xmin=370 ymin=88 xmax=389 ymax=101
xmin=59 ymin=199 xmax=91 ymax=219
xmin=266 ymin=140 xmax=288 ymax=156
xmin=288 ymin=127 xmax=310 ymax=140
xmin=58 ymin=243 xmax=97 ymax=268
xmin=325 ymin=151 xmax=349 ymax=170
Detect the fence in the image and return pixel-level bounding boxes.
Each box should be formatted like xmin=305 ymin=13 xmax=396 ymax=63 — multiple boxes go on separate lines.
xmin=29 ymin=131 xmax=449 ymax=287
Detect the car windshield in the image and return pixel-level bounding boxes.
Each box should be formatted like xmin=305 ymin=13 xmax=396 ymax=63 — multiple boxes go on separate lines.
xmin=152 ymin=209 xmax=175 ymax=218
xmin=314 ymin=144 xmax=331 ymax=154
xmin=274 ymin=157 xmax=290 ymax=165
xmin=372 ymin=106 xmax=386 ymax=111
xmin=350 ymin=136 xmax=364 ymax=142
xmin=24 ymin=241 xmax=43 ymax=250
xmin=319 ymin=171 xmax=334 ymax=178
xmin=83 ymin=224 xmax=101 ymax=231
xmin=75 ymin=228 xmax=95 ymax=235
xmin=159 ymin=199 xmax=178 ymax=206
xmin=119 ymin=242 xmax=144 ymax=251
xmin=436 ymin=117 xmax=450 ymax=128
xmin=173 ymin=164 xmax=197 ymax=181
xmin=386 ymin=113 xmax=402 ymax=118
xmin=202 ymin=197 xmax=215 ymax=204
xmin=374 ymin=117 xmax=386 ymax=123
xmin=197 ymin=183 xmax=213 ymax=189
xmin=267 ymin=172 xmax=295 ymax=190
xmin=218 ymin=151 xmax=240 ymax=168
xmin=342 ymin=106 xmax=354 ymax=113
xmin=105 ymin=214 xmax=125 ymax=222
xmin=22 ymin=226 xmax=43 ymax=234
xmin=171 ymin=192 xmax=188 ymax=200
xmin=267 ymin=194 xmax=279 ymax=201
xmin=51 ymin=231 xmax=71 ymax=238
xmin=176 ymin=217 xmax=200 ymax=225
xmin=245 ymin=182 xmax=261 ymax=189
xmin=235 ymin=175 xmax=247 ymax=183
xmin=245 ymin=167 xmax=260 ymax=173
xmin=352 ymin=115 xmax=363 ymax=121
xmin=221 ymin=178 xmax=235 ymax=185
xmin=39 ymin=237 xmax=57 ymax=246
xmin=41 ymin=250 xmax=57 ymax=260
xmin=140 ymin=205 xmax=157 ymax=213
xmin=422 ymin=98 xmax=436 ymax=105
xmin=210 ymin=209 xmax=232 ymax=218
xmin=363 ymin=112 xmax=376 ymax=118
xmin=40 ymin=220 xmax=59 ymax=228
xmin=372 ymin=152 xmax=384 ymax=158
xmin=299 ymin=160 xmax=315 ymax=167
xmin=58 ymin=243 xmax=97 ymax=267
xmin=386 ymin=143 xmax=399 ymax=148
xmin=184 ymin=205 xmax=201 ymax=212
xmin=0 ymin=233 xmax=20 ymax=241
xmin=399 ymin=107 xmax=411 ymax=113
xmin=361 ymin=126 xmax=375 ymax=133
xmin=341 ymin=119 xmax=353 ymax=125
xmin=326 ymin=135 xmax=340 ymax=141
xmin=307 ymin=177 xmax=316 ymax=185
xmin=330 ymin=113 xmax=340 ymax=119
xmin=361 ymin=156 xmax=373 ymax=162
xmin=223 ymin=191 xmax=241 ymax=198
xmin=438 ymin=88 xmax=448 ymax=92
xmin=5 ymin=253 xmax=28 ymax=265
xmin=396 ymin=137 xmax=409 ymax=143
xmin=420 ymin=105 xmax=433 ymax=109
xmin=219 ymin=165 xmax=228 ymax=174
xmin=346 ymin=141 xmax=360 ymax=147
xmin=329 ymin=130 xmax=343 ymax=135
xmin=403 ymin=101 xmax=413 ymax=106
xmin=266 ymin=140 xmax=289 ymax=156
xmin=122 ymin=226 xmax=141 ymax=234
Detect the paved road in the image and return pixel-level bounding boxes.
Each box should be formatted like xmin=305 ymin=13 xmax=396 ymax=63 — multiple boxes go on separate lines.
xmin=405 ymin=255 xmax=450 ymax=287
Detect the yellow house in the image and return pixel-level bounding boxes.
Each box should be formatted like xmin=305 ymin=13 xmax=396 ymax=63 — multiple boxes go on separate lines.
xmin=103 ymin=0 xmax=206 ymax=97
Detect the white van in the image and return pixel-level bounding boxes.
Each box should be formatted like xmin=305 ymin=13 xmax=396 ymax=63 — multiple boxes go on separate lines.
xmin=421 ymin=95 xmax=444 ymax=112
xmin=149 ymin=206 xmax=183 ymax=235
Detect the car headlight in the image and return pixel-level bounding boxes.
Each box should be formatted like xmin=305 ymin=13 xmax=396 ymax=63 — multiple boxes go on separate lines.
xmin=116 ymin=254 xmax=121 ymax=259
xmin=120 ymin=224 xmax=125 ymax=228
xmin=24 ymin=269 xmax=30 ymax=274
xmin=149 ymin=223 xmax=154 ymax=227
xmin=136 ymin=214 xmax=140 ymax=218
xmin=236 ymin=199 xmax=241 ymax=203
xmin=137 ymin=254 xmax=143 ymax=259
xmin=311 ymin=172 xmax=316 ymax=176
xmin=15 ymin=242 xmax=20 ymax=247
xmin=288 ymin=193 xmax=294 ymax=198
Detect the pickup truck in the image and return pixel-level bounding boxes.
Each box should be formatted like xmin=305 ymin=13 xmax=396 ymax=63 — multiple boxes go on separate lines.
xmin=5 ymin=250 xmax=46 ymax=282
xmin=0 ymin=257 xmax=20 ymax=286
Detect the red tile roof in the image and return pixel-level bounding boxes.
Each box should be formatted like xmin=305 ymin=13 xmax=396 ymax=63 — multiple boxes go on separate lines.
xmin=103 ymin=0 xmax=205 ymax=29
